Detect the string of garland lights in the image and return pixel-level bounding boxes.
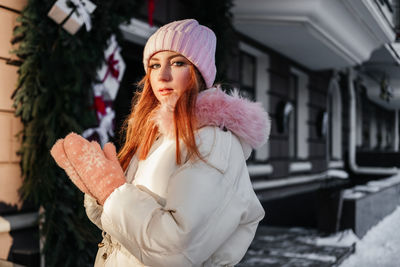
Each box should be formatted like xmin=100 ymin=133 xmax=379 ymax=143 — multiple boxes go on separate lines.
xmin=11 ymin=0 xmax=233 ymax=266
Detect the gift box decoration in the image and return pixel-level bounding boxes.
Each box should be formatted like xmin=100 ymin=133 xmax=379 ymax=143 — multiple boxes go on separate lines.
xmin=83 ymin=85 xmax=115 ymax=146
xmin=48 ymin=0 xmax=96 ymax=35
xmin=82 ymin=36 xmax=125 ymax=145
xmin=82 ymin=106 xmax=115 ymax=147
xmin=96 ymin=35 xmax=126 ymax=101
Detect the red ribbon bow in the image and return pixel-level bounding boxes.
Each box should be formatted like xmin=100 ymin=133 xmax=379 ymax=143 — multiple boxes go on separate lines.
xmin=102 ymin=51 xmax=120 ymax=83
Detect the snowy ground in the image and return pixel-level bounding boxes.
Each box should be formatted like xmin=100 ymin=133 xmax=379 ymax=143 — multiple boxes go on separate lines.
xmin=339 ymin=206 xmax=400 ymax=267
xmin=238 ymin=205 xmax=400 ymax=266
xmin=238 ymin=226 xmax=355 ymax=266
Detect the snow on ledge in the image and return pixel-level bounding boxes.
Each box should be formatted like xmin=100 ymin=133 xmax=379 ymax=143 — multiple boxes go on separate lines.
xmin=301 ymin=229 xmax=359 ymax=248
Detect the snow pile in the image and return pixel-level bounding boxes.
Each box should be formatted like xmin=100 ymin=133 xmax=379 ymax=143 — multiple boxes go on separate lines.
xmin=314 ymin=230 xmax=359 ymax=248
xmin=299 ymin=229 xmax=359 ymax=248
xmin=367 ymin=174 xmax=400 ymax=189
xmin=353 ymin=185 xmax=380 ymax=193
xmin=339 ymin=206 xmax=400 ymax=267
xmin=342 ymin=189 xmax=365 ymax=199
xmin=342 ymin=173 xmax=400 ymax=200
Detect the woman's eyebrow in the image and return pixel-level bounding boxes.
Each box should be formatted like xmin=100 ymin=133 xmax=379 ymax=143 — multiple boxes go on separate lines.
xmin=150 ymin=54 xmax=186 ymax=62
xmin=168 ymin=54 xmax=185 ymax=60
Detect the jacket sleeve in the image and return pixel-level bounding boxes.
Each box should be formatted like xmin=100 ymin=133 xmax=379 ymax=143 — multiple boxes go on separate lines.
xmin=203 ymin=193 xmax=265 ymax=266
xmin=84 ymin=194 xmax=103 ymax=230
xmin=100 ymin=127 xmax=263 ymax=266
xmin=84 ymin=153 xmax=140 ymax=230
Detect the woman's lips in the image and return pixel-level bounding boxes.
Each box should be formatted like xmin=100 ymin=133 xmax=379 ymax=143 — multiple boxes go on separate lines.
xmin=159 ymin=88 xmax=173 ymax=96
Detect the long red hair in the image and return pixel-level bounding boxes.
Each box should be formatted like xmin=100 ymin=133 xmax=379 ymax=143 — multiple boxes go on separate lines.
xmin=118 ymin=65 xmax=206 ymax=171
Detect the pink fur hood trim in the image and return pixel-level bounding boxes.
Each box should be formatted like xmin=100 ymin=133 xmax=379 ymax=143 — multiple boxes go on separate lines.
xmin=154 ymin=87 xmax=271 ymax=149
xmin=196 ymin=87 xmax=270 ymax=149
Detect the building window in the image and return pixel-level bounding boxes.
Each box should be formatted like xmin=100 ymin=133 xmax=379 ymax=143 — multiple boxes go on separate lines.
xmin=239 ymin=51 xmax=256 ymax=100
xmin=370 ymin=112 xmax=378 ymax=149
xmin=386 ymin=123 xmax=392 ymax=150
xmin=394 ymin=110 xmax=399 ymax=152
xmin=377 ymin=120 xmax=383 ymax=150
xmin=382 ymin=118 xmax=392 ymax=150
xmin=356 ymin=93 xmax=363 ymax=147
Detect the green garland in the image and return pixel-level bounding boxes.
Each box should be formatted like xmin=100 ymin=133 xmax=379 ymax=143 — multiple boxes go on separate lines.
xmin=12 ymin=1 xmax=142 ymax=266
xmin=12 ymin=0 xmax=233 ymax=266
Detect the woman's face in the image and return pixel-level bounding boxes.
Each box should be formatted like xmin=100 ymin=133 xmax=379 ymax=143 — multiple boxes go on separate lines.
xmin=149 ymin=51 xmax=192 ymax=106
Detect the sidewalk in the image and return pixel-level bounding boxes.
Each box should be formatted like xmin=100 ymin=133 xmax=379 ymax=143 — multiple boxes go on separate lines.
xmin=238 ymin=205 xmax=400 ymax=267
xmin=238 ymin=226 xmax=356 ymax=267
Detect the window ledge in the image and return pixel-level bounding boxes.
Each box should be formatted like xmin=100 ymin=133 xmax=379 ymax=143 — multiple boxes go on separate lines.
xmin=327 ymin=169 xmax=348 ymax=179
xmin=329 ymin=160 xmax=344 ymax=169
xmin=289 ymin=161 xmax=312 ymax=173
xmin=247 ymin=163 xmax=273 ymax=176
xmin=0 ymin=212 xmax=38 ymax=234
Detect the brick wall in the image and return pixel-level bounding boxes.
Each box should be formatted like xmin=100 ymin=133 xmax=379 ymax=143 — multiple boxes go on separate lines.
xmin=0 ymin=0 xmax=27 ymax=260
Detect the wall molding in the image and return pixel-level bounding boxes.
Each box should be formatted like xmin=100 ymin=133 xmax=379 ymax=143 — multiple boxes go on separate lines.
xmin=0 ymin=212 xmax=38 ymax=234
xmin=252 ymin=169 xmax=348 ymax=190
xmin=0 ymin=4 xmax=22 ymax=14
xmin=232 ymin=0 xmax=396 ymax=69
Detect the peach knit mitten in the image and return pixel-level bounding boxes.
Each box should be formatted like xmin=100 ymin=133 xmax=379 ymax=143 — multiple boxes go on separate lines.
xmin=62 ymin=133 xmax=126 ymax=205
xmin=50 ymin=138 xmax=92 ymax=195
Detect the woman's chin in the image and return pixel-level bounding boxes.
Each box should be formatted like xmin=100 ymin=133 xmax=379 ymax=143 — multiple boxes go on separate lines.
xmin=160 ymin=94 xmax=179 ymax=108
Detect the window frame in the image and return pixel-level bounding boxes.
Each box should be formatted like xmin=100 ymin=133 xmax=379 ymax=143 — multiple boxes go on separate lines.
xmin=328 ymin=74 xmax=343 ymax=161
xmin=239 ymin=42 xmax=271 ymax=164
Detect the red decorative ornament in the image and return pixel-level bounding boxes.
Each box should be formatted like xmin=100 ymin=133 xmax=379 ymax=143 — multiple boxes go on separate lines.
xmin=101 ymin=48 xmax=120 ymax=83
xmin=148 ymin=0 xmax=155 ymax=26
xmin=94 ymin=96 xmax=106 ymax=115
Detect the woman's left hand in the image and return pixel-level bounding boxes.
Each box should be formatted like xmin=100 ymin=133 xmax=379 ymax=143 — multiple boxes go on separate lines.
xmin=59 ymin=133 xmax=126 ymax=205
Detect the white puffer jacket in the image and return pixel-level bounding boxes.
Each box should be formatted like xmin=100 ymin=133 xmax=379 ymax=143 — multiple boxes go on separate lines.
xmin=84 ymin=88 xmax=270 ymax=267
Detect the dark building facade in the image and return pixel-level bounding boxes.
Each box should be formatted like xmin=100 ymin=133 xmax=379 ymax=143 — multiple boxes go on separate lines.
xmin=2 ymin=0 xmax=400 ymax=265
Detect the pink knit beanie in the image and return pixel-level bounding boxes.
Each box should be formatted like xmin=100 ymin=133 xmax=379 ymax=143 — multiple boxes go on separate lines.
xmin=143 ymin=19 xmax=217 ymax=88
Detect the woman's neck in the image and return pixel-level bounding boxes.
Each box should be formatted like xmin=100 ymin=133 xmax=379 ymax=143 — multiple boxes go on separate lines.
xmin=153 ymin=104 xmax=175 ymax=139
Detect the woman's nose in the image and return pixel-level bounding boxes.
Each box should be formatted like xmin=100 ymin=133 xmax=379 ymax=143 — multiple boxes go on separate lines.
xmin=158 ymin=65 xmax=171 ymax=81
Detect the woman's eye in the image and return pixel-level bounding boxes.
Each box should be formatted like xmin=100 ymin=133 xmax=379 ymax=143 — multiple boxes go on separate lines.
xmin=149 ymin=64 xmax=160 ymax=69
xmin=172 ymin=61 xmax=185 ymax=67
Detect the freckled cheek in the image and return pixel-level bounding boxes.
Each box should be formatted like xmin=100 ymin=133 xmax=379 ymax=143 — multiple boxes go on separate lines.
xmin=149 ymin=75 xmax=159 ymax=94
xmin=174 ymin=73 xmax=189 ymax=96
xmin=149 ymin=78 xmax=159 ymax=99
xmin=178 ymin=68 xmax=191 ymax=86
xmin=149 ymin=72 xmax=157 ymax=86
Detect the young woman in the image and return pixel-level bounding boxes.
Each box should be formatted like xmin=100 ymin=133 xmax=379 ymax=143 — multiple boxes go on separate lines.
xmin=51 ymin=19 xmax=270 ymax=266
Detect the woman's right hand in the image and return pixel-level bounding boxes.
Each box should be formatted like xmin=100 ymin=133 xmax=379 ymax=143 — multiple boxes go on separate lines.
xmin=50 ymin=134 xmax=126 ymax=205
xmin=50 ymin=138 xmax=93 ymax=196
xmin=61 ymin=133 xmax=126 ymax=205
